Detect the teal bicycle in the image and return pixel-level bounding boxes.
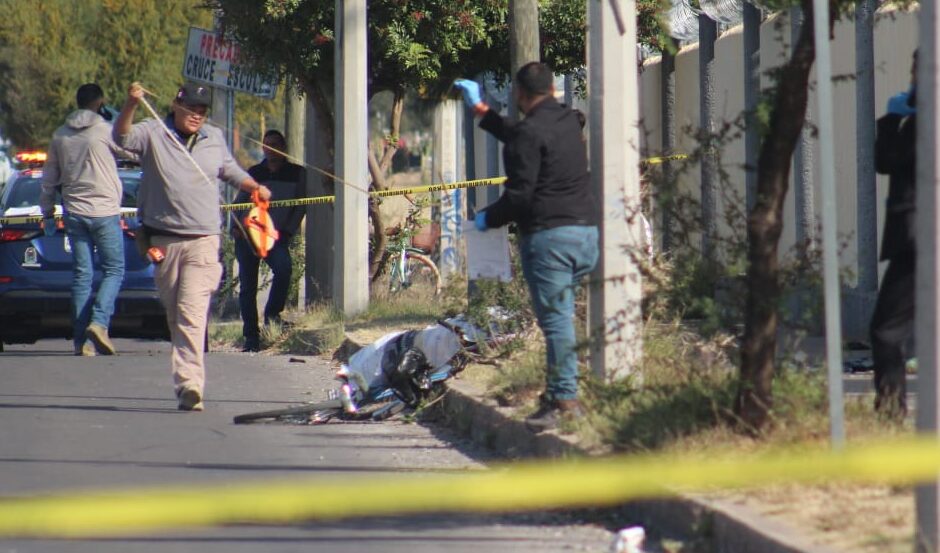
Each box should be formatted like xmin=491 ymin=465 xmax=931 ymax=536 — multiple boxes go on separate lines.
xmin=382 ymin=207 xmax=442 ymax=295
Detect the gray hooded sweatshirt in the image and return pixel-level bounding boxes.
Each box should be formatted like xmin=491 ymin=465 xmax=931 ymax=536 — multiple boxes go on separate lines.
xmin=40 ymin=110 xmax=128 ymax=218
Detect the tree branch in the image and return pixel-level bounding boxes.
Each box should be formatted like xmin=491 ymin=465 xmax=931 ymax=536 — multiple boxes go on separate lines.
xmin=378 ymin=88 xmax=406 ymax=174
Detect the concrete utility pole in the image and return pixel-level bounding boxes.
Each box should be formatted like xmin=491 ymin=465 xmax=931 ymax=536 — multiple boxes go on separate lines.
xmin=915 ymin=0 xmax=940 ymax=547
xmin=661 ymin=39 xmax=677 ymax=251
xmin=434 ymin=100 xmax=464 ymax=279
xmin=285 ymin=86 xmax=306 ymax=307
xmin=811 ymin=0 xmax=845 ymax=447
xmin=852 ymin=0 xmax=878 ymax=339
xmin=285 ymin=87 xmax=306 ymax=164
xmin=332 ymin=0 xmax=369 ymax=315
xmin=588 ymin=0 xmax=643 ymax=379
xmin=471 ymin=94 xmax=500 ymax=210
xmin=698 ymin=14 xmax=719 ymax=260
xmin=508 ymin=0 xmax=540 ymax=120
xmin=743 ymin=3 xmax=761 ymax=212
xmin=304 ymin=95 xmax=334 ymax=304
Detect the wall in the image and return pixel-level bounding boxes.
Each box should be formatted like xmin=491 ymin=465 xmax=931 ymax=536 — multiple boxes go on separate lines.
xmin=638 ymin=7 xmax=918 ymax=335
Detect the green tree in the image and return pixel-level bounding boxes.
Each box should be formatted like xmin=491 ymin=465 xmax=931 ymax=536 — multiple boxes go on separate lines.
xmin=0 ymin=1 xmax=94 ymax=148
xmin=213 ymin=0 xmax=662 ymax=277
xmin=214 ymin=0 xmax=518 ymax=276
xmin=0 ymin=0 xmax=212 ymax=149
xmin=735 ymin=0 xmax=875 ymax=432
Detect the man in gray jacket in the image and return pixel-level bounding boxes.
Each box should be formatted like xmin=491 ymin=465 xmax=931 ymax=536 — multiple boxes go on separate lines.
xmin=114 ymin=82 xmax=270 ymax=412
xmin=40 ymin=83 xmax=128 ymax=356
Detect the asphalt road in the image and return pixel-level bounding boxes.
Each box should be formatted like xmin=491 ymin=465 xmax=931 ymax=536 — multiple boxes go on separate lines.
xmin=0 ymin=338 xmax=614 ymax=553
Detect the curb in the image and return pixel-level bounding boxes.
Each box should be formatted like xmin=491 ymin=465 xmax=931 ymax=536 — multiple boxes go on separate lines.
xmin=436 ymin=378 xmax=841 ymax=553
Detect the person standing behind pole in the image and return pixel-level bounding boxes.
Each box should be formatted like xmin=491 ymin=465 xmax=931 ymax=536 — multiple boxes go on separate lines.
xmin=232 ymin=130 xmax=306 ymax=352
xmin=871 ymin=50 xmax=918 ymax=418
xmin=40 ymin=83 xmax=128 ymax=357
xmin=454 ymin=63 xmax=599 ymax=432
xmin=113 ymin=82 xmax=271 ymax=412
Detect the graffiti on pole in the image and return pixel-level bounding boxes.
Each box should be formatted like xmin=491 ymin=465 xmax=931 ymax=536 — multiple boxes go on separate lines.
xmin=440 ymin=188 xmax=463 ymax=275
xmin=435 ymin=100 xmax=464 ymax=277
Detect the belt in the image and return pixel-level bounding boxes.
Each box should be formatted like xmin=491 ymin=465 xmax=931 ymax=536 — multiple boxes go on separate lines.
xmin=143 ymin=225 xmax=210 ymax=239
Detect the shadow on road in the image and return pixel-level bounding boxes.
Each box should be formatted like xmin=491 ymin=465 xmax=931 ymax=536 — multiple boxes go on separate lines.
xmin=0 ymin=456 xmax=484 ymax=474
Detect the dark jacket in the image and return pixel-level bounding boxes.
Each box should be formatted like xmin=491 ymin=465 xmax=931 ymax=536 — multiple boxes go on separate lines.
xmin=875 ymin=112 xmax=916 ymax=261
xmin=233 ymin=159 xmax=306 ymax=242
xmin=479 ymin=97 xmax=595 ymax=234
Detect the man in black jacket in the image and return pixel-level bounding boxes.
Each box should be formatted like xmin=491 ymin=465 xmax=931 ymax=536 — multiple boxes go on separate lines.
xmin=455 ymin=63 xmax=598 ymax=432
xmin=871 ymin=51 xmax=918 ymax=417
xmin=233 ymin=130 xmax=306 ymax=352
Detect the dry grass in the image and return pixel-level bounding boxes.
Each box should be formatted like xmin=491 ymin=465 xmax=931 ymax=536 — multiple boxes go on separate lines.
xmin=210 ymin=285 xmax=446 ymax=357
xmin=455 ymin=316 xmax=918 ymax=551
xmin=716 ymin=483 xmax=913 ymax=552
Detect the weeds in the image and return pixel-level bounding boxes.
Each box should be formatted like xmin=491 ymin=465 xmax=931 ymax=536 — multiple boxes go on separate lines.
xmin=578 ymin=321 xmax=738 ymax=451
xmin=488 ymin=342 xmax=548 ymax=408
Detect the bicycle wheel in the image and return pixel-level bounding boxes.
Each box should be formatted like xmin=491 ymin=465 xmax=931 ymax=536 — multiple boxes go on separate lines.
xmin=387 ymin=251 xmax=406 ymax=294
xmin=403 ymin=251 xmax=442 ymax=295
xmin=233 ymin=398 xmax=344 ymax=424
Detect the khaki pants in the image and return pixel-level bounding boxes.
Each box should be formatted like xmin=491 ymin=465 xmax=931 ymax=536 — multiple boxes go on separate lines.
xmin=152 ymin=234 xmax=222 ymax=396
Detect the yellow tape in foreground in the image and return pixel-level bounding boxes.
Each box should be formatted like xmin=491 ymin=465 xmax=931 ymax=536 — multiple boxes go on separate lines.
xmin=1 ymin=436 xmax=939 ymax=537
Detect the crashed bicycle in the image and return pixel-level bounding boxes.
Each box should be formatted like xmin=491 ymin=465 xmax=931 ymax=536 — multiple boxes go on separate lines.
xmin=232 ymin=317 xmax=483 ymax=425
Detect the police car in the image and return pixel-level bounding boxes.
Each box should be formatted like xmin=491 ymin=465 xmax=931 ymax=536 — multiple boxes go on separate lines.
xmin=0 ymin=152 xmax=168 ymax=350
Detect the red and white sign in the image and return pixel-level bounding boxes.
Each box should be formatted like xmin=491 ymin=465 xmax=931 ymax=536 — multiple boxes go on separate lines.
xmin=182 ymin=27 xmax=277 ymax=99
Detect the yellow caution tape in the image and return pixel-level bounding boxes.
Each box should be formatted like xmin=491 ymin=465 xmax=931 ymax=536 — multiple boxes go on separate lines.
xmin=0 ymin=177 xmax=508 ymax=226
xmin=0 ymin=153 xmax=688 ymax=226
xmin=0 ymin=436 xmax=939 ymax=537
xmin=643 ymin=154 xmax=689 ymax=165
xmin=219 ymin=176 xmax=508 ymax=212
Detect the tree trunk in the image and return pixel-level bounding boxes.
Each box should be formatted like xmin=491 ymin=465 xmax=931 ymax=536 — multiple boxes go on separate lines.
xmin=367 ymin=89 xmax=405 ymax=280
xmin=736 ymin=0 xmax=823 ymax=432
xmin=301 ymin=78 xmax=406 ymax=282
xmin=301 ymin=77 xmax=336 ymax=190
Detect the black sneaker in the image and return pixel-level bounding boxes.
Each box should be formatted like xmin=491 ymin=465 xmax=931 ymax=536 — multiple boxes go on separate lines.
xmin=525 ymin=403 xmax=562 ymax=433
xmin=242 ymin=338 xmax=261 ymax=353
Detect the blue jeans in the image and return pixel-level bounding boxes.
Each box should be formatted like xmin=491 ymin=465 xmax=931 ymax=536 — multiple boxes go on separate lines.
xmin=519 ymin=225 xmax=599 ymax=401
xmin=65 ymin=214 xmax=125 ymax=348
xmin=234 ymin=237 xmax=293 ymax=347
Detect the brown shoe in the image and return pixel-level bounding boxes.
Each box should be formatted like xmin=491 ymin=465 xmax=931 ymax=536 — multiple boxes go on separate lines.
xmin=74 ymin=343 xmax=96 ymax=356
xmin=556 ymin=399 xmax=584 ymax=416
xmin=85 ymin=323 xmax=115 ymax=355
xmin=525 ymin=397 xmax=583 ymax=433
xmin=177 ymin=387 xmax=204 ymax=412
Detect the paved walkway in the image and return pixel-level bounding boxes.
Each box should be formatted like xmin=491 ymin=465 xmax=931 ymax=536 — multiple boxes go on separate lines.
xmin=0 ymin=338 xmax=613 ymax=553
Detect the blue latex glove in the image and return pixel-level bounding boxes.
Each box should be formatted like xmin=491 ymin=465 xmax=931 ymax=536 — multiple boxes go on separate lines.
xmin=454 ymin=79 xmax=483 ymax=109
xmin=474 ymin=211 xmax=489 ymax=232
xmin=886 ymin=91 xmax=916 ymax=117
xmin=42 ymin=217 xmax=56 ymax=237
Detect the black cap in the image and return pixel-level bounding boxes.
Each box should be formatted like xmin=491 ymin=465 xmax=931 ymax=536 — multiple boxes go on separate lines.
xmin=175 ymin=83 xmax=211 ymax=107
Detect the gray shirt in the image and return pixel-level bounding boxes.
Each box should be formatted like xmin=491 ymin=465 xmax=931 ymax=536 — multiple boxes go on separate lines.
xmin=40 ymin=110 xmax=128 ymax=218
xmin=114 ymin=117 xmax=249 ymax=236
